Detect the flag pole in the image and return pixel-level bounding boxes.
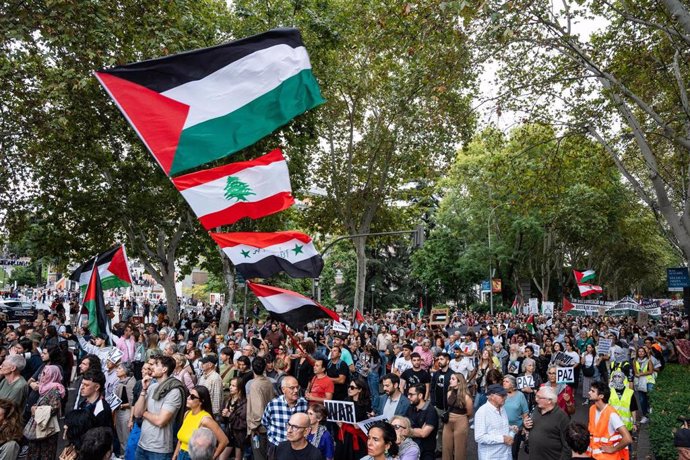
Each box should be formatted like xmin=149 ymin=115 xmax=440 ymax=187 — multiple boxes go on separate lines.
xmin=280 ymin=324 xmax=315 ymax=366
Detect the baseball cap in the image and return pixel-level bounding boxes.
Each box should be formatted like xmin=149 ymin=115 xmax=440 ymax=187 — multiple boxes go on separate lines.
xmin=200 ymin=355 xmax=217 ymax=365
xmin=486 ymin=384 xmax=508 ymax=397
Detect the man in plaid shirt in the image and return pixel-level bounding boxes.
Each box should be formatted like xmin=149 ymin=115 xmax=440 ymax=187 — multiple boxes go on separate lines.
xmin=261 ymin=375 xmax=309 ymax=460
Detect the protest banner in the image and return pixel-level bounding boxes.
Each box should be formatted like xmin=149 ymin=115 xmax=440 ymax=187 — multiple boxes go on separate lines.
xmin=597 ymin=338 xmax=612 ymax=355
xmin=553 ymin=351 xmax=575 ymax=366
xmin=516 ymin=375 xmax=534 ymax=390
xmin=332 ymin=319 xmax=352 ymax=334
xmin=325 ymin=400 xmax=357 ymax=424
xmin=106 ymin=348 xmax=123 ymax=364
xmin=557 ymin=367 xmax=574 ymax=384
xmin=357 ymin=415 xmax=388 ymax=435
xmin=529 ymin=298 xmax=539 ymax=315
xmin=106 ymin=392 xmax=122 ymax=411
xmin=541 ymin=301 xmax=554 ymax=317
xmin=430 ymin=308 xmax=450 ymax=326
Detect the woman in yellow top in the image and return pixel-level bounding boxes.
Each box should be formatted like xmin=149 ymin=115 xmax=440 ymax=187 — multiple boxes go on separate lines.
xmin=173 ymin=386 xmax=228 ymax=460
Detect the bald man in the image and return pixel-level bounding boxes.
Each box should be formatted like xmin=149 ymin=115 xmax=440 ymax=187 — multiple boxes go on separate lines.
xmin=261 ymin=376 xmax=309 ymax=460
xmin=276 ymin=413 xmax=323 ymax=460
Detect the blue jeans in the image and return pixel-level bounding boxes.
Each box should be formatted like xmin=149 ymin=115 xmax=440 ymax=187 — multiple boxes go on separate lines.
xmin=126 ymin=424 xmax=142 ymax=460
xmin=178 ymin=450 xmax=191 ymax=460
xmin=135 ymin=446 xmax=173 ymax=460
xmin=474 ymin=391 xmax=487 ymax=412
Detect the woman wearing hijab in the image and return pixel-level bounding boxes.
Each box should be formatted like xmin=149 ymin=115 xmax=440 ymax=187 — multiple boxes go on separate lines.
xmin=25 ymin=364 xmax=65 ymax=459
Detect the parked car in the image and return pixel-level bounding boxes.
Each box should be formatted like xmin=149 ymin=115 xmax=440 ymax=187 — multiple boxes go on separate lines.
xmin=0 ymin=299 xmax=39 ymax=322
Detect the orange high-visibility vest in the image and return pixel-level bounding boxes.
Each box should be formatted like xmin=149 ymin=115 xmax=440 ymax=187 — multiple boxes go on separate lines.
xmin=588 ymin=404 xmax=630 ymax=460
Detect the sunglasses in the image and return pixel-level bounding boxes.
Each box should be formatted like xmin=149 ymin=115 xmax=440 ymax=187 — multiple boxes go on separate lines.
xmin=188 ymin=394 xmax=200 ymax=400
xmin=349 ymin=385 xmax=359 ymax=390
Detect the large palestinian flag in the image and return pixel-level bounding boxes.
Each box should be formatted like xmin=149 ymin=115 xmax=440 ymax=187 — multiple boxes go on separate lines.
xmin=82 ymin=264 xmax=111 ymax=339
xmin=70 ymin=245 xmax=133 ymax=292
xmin=210 ymin=231 xmax=323 ymax=279
xmin=247 ymin=281 xmax=340 ymax=330
xmin=172 ymin=148 xmax=294 ymax=229
xmin=574 ymin=269 xmax=596 ymax=283
xmin=577 ymin=283 xmax=603 ymax=297
xmin=95 ymin=28 xmax=325 ymax=176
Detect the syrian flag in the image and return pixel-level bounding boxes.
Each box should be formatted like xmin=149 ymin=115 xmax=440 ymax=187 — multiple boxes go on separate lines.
xmin=70 ymin=245 xmax=133 ymax=292
xmin=573 ymin=269 xmax=596 ymax=283
xmin=95 ymin=28 xmax=324 ymax=177
xmin=82 ymin=263 xmax=111 ymax=340
xmin=172 ymin=148 xmax=294 ymax=229
xmin=247 ymin=281 xmax=340 ymax=331
xmin=562 ymin=297 xmax=575 ymax=312
xmin=577 ymin=283 xmax=603 ymax=297
xmin=210 ymin=231 xmax=323 ymax=279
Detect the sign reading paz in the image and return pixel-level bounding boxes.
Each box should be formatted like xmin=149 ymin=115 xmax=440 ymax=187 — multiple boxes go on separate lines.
xmin=557 ymin=367 xmax=574 ymax=384
xmin=516 ymin=375 xmax=534 ymax=390
xmin=324 ymin=400 xmax=356 ymax=424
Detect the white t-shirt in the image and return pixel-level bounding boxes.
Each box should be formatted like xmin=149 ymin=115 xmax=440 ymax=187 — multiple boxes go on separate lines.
xmin=395 ymin=356 xmax=413 ymax=375
xmin=594 ymin=406 xmax=624 ymax=435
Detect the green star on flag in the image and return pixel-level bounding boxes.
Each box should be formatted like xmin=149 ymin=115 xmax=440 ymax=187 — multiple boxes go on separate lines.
xmin=240 ymin=249 xmax=251 ymax=258
xmin=292 ymin=244 xmax=304 ymax=255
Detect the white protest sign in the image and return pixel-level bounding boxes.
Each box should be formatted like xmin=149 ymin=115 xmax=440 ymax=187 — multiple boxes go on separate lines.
xmin=106 ymin=392 xmax=122 ymax=411
xmin=541 ymin=301 xmax=554 ymax=317
xmin=357 ymin=415 xmax=388 ymax=435
xmin=553 ymin=351 xmax=575 ymax=366
xmin=516 ymin=375 xmax=534 ymax=390
xmin=332 ymin=319 xmax=352 ymax=334
xmin=597 ymin=339 xmax=612 ymax=356
xmin=556 ymin=367 xmax=574 ymax=384
xmin=527 ymin=342 xmax=540 ymax=357
xmin=324 ymin=400 xmax=357 ymax=424
xmin=529 ymin=298 xmax=539 ymax=314
xmin=106 ymin=348 xmax=123 ymax=364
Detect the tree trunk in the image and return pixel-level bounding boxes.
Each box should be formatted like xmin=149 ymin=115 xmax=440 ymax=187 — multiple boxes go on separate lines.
xmin=661 ymin=0 xmax=690 ymax=37
xmin=218 ymin=251 xmax=236 ymax=335
xmin=353 ymin=236 xmax=368 ymax=314
xmin=161 ymin=265 xmax=179 ymax=323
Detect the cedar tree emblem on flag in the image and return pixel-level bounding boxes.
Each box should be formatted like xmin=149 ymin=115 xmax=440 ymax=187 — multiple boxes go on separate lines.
xmin=224 ymin=177 xmax=255 ymax=202
xmin=95 ymin=28 xmax=325 ymax=176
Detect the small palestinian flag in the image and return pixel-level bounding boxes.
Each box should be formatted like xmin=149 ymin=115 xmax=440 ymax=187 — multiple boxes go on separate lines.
xmin=82 ymin=263 xmax=111 ymax=340
xmin=95 ymin=28 xmax=324 ymax=176
xmin=172 ymin=148 xmax=293 ymax=229
xmin=70 ymin=245 xmax=133 ymax=292
xmin=247 ymin=281 xmax=340 ymax=331
xmin=562 ymin=297 xmax=575 ymax=312
xmin=526 ymin=314 xmax=535 ymax=333
xmin=210 ymin=231 xmax=323 ymax=279
xmin=573 ymin=269 xmax=596 ymax=283
xmin=577 ymin=283 xmax=603 ymax=297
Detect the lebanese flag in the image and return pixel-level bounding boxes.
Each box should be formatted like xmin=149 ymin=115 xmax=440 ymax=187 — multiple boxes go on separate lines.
xmin=578 ymin=283 xmax=603 ymax=297
xmin=69 ymin=245 xmax=133 ymax=292
xmin=210 ymin=231 xmax=323 ymax=279
xmin=248 ymin=281 xmax=340 ymax=330
xmin=82 ymin=264 xmax=111 ymax=340
xmin=573 ymin=269 xmax=596 ymax=283
xmin=95 ymin=28 xmax=324 ymax=176
xmin=562 ymin=297 xmax=575 ymax=312
xmin=172 ymin=149 xmax=294 ymax=229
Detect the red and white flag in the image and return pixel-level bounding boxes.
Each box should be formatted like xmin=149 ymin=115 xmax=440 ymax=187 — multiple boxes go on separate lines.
xmin=247 ymin=281 xmax=340 ymax=330
xmin=577 ymin=283 xmax=603 ymax=297
xmin=172 ymin=148 xmax=294 ymax=229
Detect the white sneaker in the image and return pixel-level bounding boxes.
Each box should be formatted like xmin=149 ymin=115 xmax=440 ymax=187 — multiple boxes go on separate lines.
xmin=640 ymin=416 xmax=649 ymax=424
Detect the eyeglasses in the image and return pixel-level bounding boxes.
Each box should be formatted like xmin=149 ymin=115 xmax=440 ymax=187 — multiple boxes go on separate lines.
xmin=188 ymin=394 xmax=200 ymax=400
xmin=284 ymin=385 xmax=300 ymax=392
xmin=286 ymin=423 xmax=308 ymax=431
xmin=547 ymin=372 xmax=556 ymax=375
xmin=392 ymin=424 xmax=405 ymax=430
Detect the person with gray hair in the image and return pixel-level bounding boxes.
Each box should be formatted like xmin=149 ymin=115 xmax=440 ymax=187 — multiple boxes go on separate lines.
xmin=0 ymin=353 xmax=28 ymax=408
xmin=518 ymin=357 xmax=541 ymax=411
xmin=189 ymin=427 xmax=217 ymax=460
xmin=523 ymin=386 xmax=570 ymax=460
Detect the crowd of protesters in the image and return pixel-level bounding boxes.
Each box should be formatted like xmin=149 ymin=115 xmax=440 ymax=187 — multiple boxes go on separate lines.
xmin=0 ymin=294 xmax=687 ymax=460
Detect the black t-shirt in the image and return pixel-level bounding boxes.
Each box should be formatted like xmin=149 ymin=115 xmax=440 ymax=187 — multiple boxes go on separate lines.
xmin=401 ymin=368 xmax=431 ymax=393
xmin=326 ymin=360 xmax=350 ymax=400
xmin=431 ymin=368 xmax=452 ymax=410
xmin=276 ymin=441 xmax=324 ymax=460
xmin=406 ymin=402 xmax=438 ymax=455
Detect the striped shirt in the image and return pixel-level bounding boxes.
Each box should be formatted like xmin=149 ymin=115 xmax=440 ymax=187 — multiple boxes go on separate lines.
xmin=474 ymin=400 xmax=512 ymax=460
